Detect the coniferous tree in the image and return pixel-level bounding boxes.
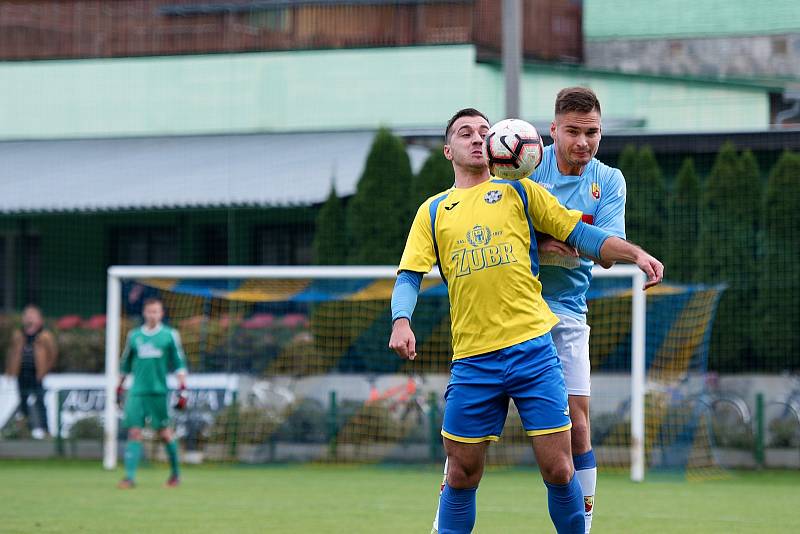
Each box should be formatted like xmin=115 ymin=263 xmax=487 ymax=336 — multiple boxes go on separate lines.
xmin=410 ymin=146 xmax=454 ymax=211
xmin=616 ymin=144 xmax=638 ymax=182
xmin=759 ymin=150 xmax=800 ymax=370
xmin=313 ymin=184 xmax=348 ymax=265
xmin=347 ymin=128 xmax=413 ymax=264
xmin=697 ymin=142 xmax=762 ymax=370
xmin=625 ymin=146 xmax=667 ymax=262
xmin=666 ymin=158 xmax=700 ymax=282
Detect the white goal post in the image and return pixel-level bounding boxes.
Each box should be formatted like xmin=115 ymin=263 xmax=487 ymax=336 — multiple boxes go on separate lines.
xmin=104 ymin=264 xmax=646 ymax=480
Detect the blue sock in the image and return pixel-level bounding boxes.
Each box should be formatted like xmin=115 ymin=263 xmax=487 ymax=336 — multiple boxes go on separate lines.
xmin=438 ymin=483 xmax=477 ymax=534
xmin=544 ymin=475 xmax=584 ymax=534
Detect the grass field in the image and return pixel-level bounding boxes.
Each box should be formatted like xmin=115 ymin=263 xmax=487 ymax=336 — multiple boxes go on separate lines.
xmin=1 ymin=460 xmax=797 ymax=533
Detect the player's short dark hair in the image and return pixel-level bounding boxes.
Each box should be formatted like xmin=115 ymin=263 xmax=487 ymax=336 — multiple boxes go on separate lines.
xmin=143 ymin=297 xmax=163 ymax=309
xmin=554 ymin=87 xmax=601 ymax=116
xmin=445 ymin=108 xmax=490 ymax=142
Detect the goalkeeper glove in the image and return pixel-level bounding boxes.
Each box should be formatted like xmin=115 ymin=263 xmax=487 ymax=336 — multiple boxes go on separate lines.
xmin=116 ymin=386 xmax=125 ymax=409
xmin=174 ymin=385 xmax=188 ymax=411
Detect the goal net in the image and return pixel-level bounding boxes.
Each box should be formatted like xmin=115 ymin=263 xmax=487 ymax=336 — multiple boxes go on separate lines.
xmin=104 ymin=265 xmax=723 ymax=481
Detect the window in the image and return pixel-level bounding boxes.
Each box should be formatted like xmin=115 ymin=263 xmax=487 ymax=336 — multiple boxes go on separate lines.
xmin=254 ymin=225 xmax=313 ymax=265
xmin=111 ymin=227 xmax=179 ymax=265
xmin=248 ymin=9 xmax=291 ymax=32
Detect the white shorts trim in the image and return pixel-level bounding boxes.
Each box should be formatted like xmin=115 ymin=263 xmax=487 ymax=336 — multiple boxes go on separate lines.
xmin=551 ymin=313 xmax=591 ymax=396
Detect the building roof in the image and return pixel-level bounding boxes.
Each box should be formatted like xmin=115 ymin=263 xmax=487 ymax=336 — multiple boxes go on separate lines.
xmin=0 ymin=131 xmax=430 ymax=214
xmin=4 ymin=125 xmax=798 ymax=215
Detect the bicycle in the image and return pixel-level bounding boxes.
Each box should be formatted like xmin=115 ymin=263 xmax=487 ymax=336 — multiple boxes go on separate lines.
xmin=765 ymin=373 xmax=800 ymax=448
xmin=366 ymin=374 xmax=431 ymax=429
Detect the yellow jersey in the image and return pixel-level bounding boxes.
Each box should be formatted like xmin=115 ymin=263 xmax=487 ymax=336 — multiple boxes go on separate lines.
xmin=398 ymin=178 xmax=581 ymax=360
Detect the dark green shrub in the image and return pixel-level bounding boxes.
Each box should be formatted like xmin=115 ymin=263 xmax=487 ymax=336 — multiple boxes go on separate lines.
xmin=666 ymin=158 xmax=700 ymax=282
xmin=347 ymin=128 xmax=413 ymax=264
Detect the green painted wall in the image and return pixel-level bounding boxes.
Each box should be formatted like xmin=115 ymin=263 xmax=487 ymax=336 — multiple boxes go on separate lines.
xmin=0 ymin=45 xmax=773 ymax=139
xmin=584 ymin=0 xmax=800 ymax=40
xmin=516 ymin=63 xmax=771 ymax=132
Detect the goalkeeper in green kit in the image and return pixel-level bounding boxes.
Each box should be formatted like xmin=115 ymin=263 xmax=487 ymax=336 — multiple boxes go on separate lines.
xmin=117 ymin=297 xmax=188 ymax=489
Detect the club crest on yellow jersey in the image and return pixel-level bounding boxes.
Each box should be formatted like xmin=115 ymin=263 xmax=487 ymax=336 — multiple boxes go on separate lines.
xmin=484 ymin=190 xmax=503 ymax=204
xmin=466 ymin=225 xmax=492 ymax=247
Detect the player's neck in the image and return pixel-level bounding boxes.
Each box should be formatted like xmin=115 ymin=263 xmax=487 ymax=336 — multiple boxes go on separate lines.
xmin=143 ymin=322 xmax=162 ymax=333
xmin=555 ymin=153 xmax=586 ymax=177
xmin=453 ymin=167 xmax=490 ymax=189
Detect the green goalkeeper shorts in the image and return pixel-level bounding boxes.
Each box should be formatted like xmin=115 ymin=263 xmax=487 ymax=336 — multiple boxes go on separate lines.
xmin=124 ymin=393 xmax=170 ymax=430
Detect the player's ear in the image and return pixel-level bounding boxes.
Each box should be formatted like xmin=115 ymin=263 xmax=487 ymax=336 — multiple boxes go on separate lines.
xmin=443 ymin=144 xmax=453 ymax=161
xmin=550 ymin=120 xmax=557 ymax=139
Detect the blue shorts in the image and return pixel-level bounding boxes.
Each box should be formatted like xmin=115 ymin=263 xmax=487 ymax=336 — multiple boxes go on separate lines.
xmin=441 ymin=333 xmax=571 ymax=443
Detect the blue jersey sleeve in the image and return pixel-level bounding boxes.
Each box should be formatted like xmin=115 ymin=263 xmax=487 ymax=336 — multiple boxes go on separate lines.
xmin=566 ymin=221 xmax=612 ymax=259
xmin=391 ymin=270 xmax=423 ymax=323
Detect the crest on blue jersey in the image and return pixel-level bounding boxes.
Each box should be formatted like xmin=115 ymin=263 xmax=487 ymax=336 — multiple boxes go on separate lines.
xmin=466 ymin=225 xmax=492 ymax=247
xmin=591 ymin=182 xmax=601 ymax=200
xmin=484 ymin=190 xmax=502 ymax=204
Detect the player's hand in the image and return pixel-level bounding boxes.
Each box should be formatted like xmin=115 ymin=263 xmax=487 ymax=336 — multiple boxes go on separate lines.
xmin=538 ymin=236 xmax=578 ymax=257
xmin=635 ymin=251 xmax=664 ymax=289
xmin=174 ymin=385 xmax=188 ymax=411
xmin=389 ymin=318 xmax=417 ymax=360
xmin=116 ymin=386 xmax=125 ymax=409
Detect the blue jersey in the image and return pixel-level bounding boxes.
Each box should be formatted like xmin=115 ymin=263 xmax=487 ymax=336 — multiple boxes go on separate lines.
xmin=530 ymin=144 xmax=626 ymax=317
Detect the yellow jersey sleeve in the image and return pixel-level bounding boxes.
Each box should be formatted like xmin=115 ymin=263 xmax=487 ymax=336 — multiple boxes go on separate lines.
xmin=522 ymin=179 xmax=582 ymax=241
xmin=398 ymin=200 xmax=439 ymax=274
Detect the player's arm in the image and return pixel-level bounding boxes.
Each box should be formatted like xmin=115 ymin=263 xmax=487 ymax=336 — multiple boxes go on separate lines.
xmin=389 ymin=270 xmax=423 ymax=360
xmin=538 ymin=231 xmax=609 ymax=267
xmin=526 ymin=180 xmax=661 ymax=288
xmin=169 ymin=330 xmax=189 ymax=409
xmin=389 ymin=201 xmax=438 ymax=361
xmin=117 ymin=332 xmax=134 ymax=406
xmin=536 ymin=231 xmax=578 ymax=258
xmin=565 ymin=223 xmax=663 ymax=289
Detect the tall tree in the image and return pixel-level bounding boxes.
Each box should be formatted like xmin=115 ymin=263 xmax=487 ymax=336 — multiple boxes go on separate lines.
xmin=697 ymin=142 xmax=762 ymax=371
xmin=759 ymin=150 xmax=800 ymax=370
xmin=313 ymin=184 xmax=348 ymax=265
xmin=624 ymin=145 xmax=667 ymax=261
xmin=666 ymin=158 xmax=700 ymax=282
xmin=615 ymin=144 xmax=638 ymax=182
xmin=410 ymin=146 xmax=454 ymax=210
xmin=347 ymin=128 xmax=413 ymax=264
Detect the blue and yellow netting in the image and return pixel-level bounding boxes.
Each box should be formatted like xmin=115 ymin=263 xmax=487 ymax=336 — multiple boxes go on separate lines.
xmin=122 ymin=276 xmax=724 ymax=474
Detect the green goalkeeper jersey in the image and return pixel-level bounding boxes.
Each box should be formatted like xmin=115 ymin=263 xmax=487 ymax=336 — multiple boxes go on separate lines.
xmin=121 ymin=324 xmax=186 ymax=395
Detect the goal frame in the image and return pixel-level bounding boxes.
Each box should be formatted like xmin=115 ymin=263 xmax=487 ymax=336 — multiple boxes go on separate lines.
xmin=104 ymin=264 xmax=646 ymax=480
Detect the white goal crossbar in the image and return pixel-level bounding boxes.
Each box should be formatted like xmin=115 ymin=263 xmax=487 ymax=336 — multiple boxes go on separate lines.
xmin=104 ymin=264 xmax=646 ymax=481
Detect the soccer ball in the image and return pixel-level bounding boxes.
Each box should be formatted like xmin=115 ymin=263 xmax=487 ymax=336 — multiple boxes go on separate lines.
xmin=483 ymin=118 xmax=544 ymax=180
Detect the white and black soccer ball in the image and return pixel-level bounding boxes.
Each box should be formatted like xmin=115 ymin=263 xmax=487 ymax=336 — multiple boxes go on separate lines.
xmin=483 ymin=118 xmax=544 ymax=180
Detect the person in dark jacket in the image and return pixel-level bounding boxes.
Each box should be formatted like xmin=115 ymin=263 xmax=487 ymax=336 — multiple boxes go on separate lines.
xmin=5 ymin=304 xmax=58 ymax=438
